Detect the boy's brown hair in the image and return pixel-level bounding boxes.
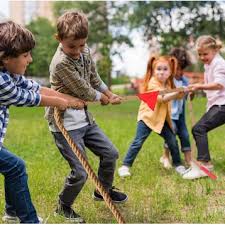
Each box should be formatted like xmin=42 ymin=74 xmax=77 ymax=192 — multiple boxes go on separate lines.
xmin=57 ymin=10 xmax=88 ymax=40
xmin=0 ymin=20 xmax=35 ymax=66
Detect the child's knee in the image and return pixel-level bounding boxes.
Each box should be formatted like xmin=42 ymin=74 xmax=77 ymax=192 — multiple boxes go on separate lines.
xmin=192 ymin=124 xmax=204 ymax=136
xmin=102 ymin=145 xmax=119 ymax=162
xmin=108 ymin=147 xmax=119 ymax=160
xmin=12 ymin=158 xmax=27 ymax=177
xmin=132 ymin=138 xmax=145 ymax=149
xmin=17 ymin=157 xmax=26 ymax=171
xmin=72 ymin=169 xmax=88 ymax=183
xmin=167 ymin=136 xmax=178 ymax=148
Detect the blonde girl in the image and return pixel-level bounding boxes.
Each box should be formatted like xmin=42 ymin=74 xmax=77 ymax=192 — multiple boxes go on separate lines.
xmin=183 ymin=35 xmax=225 ymax=179
xmin=118 ymin=55 xmax=186 ymax=177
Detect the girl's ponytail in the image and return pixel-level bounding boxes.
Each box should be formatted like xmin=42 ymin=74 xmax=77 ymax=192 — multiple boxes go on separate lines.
xmin=142 ymin=55 xmax=157 ymax=92
xmin=168 ymin=56 xmax=177 ymax=89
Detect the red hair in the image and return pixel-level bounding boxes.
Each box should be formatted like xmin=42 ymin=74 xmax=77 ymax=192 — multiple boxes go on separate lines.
xmin=142 ymin=55 xmax=177 ymax=92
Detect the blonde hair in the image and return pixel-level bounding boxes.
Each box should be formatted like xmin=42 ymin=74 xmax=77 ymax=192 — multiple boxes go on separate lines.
xmin=0 ymin=21 xmax=35 ymax=68
xmin=57 ymin=10 xmax=88 ymax=40
xmin=142 ymin=55 xmax=177 ymax=92
xmin=196 ymin=35 xmax=223 ymax=51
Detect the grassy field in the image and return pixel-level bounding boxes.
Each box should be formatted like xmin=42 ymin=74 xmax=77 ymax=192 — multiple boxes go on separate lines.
xmin=1 ymin=97 xmax=225 ymax=223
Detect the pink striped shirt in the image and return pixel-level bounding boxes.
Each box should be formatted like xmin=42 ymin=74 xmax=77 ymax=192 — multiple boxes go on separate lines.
xmin=204 ymin=53 xmax=225 ymax=111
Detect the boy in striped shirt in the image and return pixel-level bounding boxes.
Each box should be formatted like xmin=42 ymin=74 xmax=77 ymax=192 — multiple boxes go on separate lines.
xmin=0 ymin=20 xmax=84 ymax=223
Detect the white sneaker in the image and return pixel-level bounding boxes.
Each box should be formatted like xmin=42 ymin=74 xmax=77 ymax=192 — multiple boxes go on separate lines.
xmin=160 ymin=156 xmax=172 ymax=169
xmin=2 ymin=212 xmax=43 ymax=223
xmin=38 ymin=216 xmax=43 ymax=224
xmin=175 ymin=165 xmax=187 ymax=175
xmin=182 ymin=162 xmax=210 ymax=179
xmin=118 ymin=165 xmax=131 ymax=177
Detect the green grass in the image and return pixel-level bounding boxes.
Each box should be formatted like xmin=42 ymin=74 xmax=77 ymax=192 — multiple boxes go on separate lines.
xmin=1 ymin=98 xmax=225 ymax=223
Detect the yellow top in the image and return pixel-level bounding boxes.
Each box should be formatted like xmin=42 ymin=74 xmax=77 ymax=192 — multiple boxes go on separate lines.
xmin=137 ymin=76 xmax=173 ymax=134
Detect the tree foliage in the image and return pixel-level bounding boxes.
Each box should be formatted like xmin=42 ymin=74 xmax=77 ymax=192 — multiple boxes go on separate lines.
xmin=26 ymin=18 xmax=58 ymax=77
xmin=127 ymin=1 xmax=225 ymax=53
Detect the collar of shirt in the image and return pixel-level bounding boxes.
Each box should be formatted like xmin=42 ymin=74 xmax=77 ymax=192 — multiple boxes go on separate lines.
xmin=59 ymin=44 xmax=83 ymax=63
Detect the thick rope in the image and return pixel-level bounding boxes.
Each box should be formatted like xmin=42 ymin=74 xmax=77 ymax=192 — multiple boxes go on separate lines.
xmin=54 ymin=108 xmax=126 ymax=224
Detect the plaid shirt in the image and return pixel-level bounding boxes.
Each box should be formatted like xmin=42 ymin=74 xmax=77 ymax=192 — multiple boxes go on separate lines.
xmin=0 ymin=70 xmax=41 ymax=150
xmin=45 ymin=44 xmax=107 ymax=124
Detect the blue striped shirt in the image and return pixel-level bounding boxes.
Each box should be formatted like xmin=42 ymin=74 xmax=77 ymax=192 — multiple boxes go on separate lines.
xmin=0 ymin=70 xmax=41 ymax=150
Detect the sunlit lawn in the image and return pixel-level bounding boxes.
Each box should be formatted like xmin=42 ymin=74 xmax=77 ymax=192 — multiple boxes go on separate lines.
xmin=1 ymin=97 xmax=225 ymax=223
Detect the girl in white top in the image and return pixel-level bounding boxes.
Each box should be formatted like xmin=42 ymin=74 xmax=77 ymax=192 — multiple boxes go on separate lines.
xmin=183 ymin=35 xmax=225 ymax=179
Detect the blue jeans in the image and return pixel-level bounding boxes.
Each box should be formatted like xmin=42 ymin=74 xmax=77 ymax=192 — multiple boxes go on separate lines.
xmin=0 ymin=147 xmax=39 ymax=223
xmin=123 ymin=120 xmax=181 ymax=167
xmin=164 ymin=111 xmax=191 ymax=152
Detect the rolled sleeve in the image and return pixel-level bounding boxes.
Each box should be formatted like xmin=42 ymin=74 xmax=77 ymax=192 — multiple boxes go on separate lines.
xmin=95 ymin=90 xmax=102 ymax=101
xmin=96 ymin=82 xmax=108 ymax=93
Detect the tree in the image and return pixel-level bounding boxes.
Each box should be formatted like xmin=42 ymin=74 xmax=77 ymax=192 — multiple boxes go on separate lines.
xmin=53 ymin=1 xmax=132 ymax=87
xmin=26 ymin=17 xmax=58 ymax=77
xmin=127 ymin=1 xmax=225 ymax=53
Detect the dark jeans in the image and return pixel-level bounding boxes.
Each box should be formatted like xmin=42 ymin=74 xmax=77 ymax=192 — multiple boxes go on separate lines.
xmin=123 ymin=120 xmax=181 ymax=167
xmin=0 ymin=147 xmax=39 ymax=223
xmin=164 ymin=111 xmax=191 ymax=152
xmin=192 ymin=105 xmax=225 ymax=161
xmin=52 ymin=122 xmax=119 ymax=207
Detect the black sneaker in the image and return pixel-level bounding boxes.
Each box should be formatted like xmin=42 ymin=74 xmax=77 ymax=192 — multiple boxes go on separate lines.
xmin=54 ymin=203 xmax=85 ymax=223
xmin=93 ymin=187 xmax=128 ymax=203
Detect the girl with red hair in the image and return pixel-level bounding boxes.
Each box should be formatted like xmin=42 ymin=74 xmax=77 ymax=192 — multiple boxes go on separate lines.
xmin=118 ymin=55 xmax=186 ymax=177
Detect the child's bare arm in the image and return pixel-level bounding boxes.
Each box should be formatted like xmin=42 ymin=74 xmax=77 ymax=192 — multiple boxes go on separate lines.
xmin=39 ymin=95 xmax=68 ymax=110
xmin=40 ymin=87 xmax=85 ymax=109
xmin=158 ymin=91 xmax=185 ymax=103
xmin=188 ymin=83 xmax=224 ymax=91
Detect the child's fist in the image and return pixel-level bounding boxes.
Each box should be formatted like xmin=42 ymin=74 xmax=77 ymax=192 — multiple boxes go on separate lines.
xmin=58 ymin=99 xmax=68 ymax=111
xmin=69 ymin=99 xmax=86 ymax=109
xmin=177 ymin=92 xmax=185 ymax=99
xmin=109 ymin=94 xmax=122 ymax=105
xmin=100 ymin=93 xmax=109 ymax=105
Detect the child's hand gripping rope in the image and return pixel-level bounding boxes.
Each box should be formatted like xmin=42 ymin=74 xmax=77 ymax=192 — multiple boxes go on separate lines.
xmin=137 ymin=87 xmax=187 ymax=110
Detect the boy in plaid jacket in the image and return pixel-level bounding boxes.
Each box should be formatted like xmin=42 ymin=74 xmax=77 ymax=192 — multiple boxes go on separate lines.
xmin=45 ymin=10 xmax=128 ymax=223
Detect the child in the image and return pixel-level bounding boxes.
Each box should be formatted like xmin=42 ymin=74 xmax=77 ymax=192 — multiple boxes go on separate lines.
xmin=0 ymin=21 xmax=84 ymax=223
xmin=160 ymin=48 xmax=192 ymax=169
xmin=118 ymin=55 xmax=186 ymax=177
xmin=183 ymin=35 xmax=225 ymax=179
xmin=45 ymin=10 xmax=128 ymax=223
